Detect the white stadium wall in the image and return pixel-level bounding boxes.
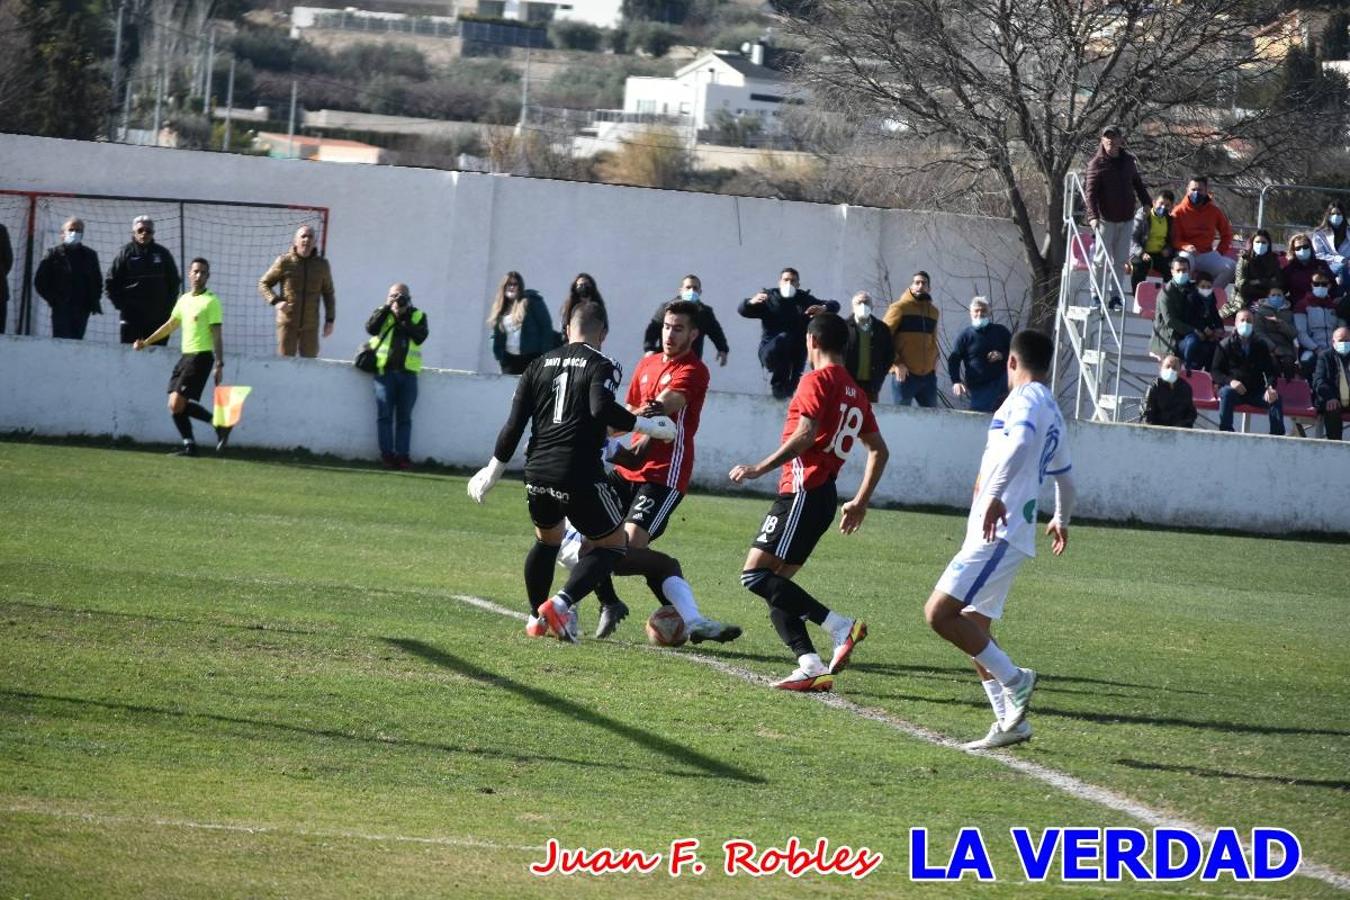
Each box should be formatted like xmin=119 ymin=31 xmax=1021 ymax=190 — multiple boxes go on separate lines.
xmin=3 ymin=335 xmax=1348 ymax=536
xmin=0 ymin=134 xmax=1030 ymax=395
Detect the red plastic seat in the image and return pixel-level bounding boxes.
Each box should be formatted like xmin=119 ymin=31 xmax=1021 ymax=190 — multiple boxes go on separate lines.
xmin=1277 ymin=378 xmax=1316 ymax=419
xmin=1182 ymin=370 xmax=1219 ymax=410
xmin=1133 ymin=281 xmax=1160 ymax=318
xmin=1069 ymin=226 xmax=1094 ymax=272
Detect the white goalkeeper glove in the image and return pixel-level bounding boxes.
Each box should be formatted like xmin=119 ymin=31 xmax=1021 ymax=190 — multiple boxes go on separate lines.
xmin=634 ymin=415 xmax=677 ymax=441
xmin=467 ymin=457 xmax=506 ymax=504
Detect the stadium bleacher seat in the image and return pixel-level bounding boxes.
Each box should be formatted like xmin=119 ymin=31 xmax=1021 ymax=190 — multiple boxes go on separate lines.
xmin=1069 ymin=227 xmax=1094 ymax=272
xmin=1277 ymin=378 xmax=1316 ymax=419
xmin=1183 ymin=370 xmax=1219 ymax=411
xmin=1133 ymin=281 xmax=1160 ymax=318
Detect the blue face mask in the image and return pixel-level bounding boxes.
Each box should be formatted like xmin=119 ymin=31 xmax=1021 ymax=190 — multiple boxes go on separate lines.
xmin=1236 ymin=322 xmax=1254 ymax=338
xmin=1296 ymin=248 xmax=1312 ymax=261
xmin=1154 ymin=205 xmax=1167 ymax=217
xmin=1336 ymin=341 xmax=1350 ymax=355
xmin=1266 ymin=295 xmax=1286 ymax=310
xmin=681 ymin=289 xmax=700 ymax=303
xmin=972 ymin=316 xmax=990 ymax=330
xmin=1189 ymin=190 xmax=1206 ymax=205
xmin=1331 ymin=213 xmax=1345 ymax=228
xmin=1173 ymin=271 xmax=1190 ymax=285
xmin=1252 ymin=241 xmax=1269 ymax=256
xmin=64 ymin=231 xmax=82 ymax=246
xmin=1313 ymin=286 xmax=1331 ymax=299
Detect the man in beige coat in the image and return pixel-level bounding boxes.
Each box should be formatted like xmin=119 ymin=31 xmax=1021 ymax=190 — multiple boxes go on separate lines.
xmin=259 ymin=225 xmax=335 ymax=357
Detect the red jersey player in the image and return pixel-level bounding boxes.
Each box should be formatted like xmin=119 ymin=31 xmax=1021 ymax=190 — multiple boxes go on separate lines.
xmin=729 ymin=313 xmax=890 ymax=691
xmin=593 ymin=300 xmax=740 ymax=644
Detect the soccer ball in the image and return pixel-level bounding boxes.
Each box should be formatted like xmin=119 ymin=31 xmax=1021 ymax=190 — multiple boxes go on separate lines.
xmin=645 ymin=606 xmax=688 ymax=647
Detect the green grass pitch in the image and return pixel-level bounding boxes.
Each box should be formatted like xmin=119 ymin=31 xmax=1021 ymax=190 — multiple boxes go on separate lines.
xmin=0 ymin=440 xmax=1346 ymax=897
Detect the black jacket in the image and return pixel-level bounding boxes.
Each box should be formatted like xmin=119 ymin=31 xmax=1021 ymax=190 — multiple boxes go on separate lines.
xmin=1311 ymin=348 xmax=1350 ymax=408
xmin=365 ymin=304 xmax=429 ymax=373
xmin=642 ymin=298 xmax=729 ymax=360
xmin=1211 ymin=333 xmax=1278 ymax=396
xmin=737 ymin=287 xmax=839 ymax=347
xmin=35 ymin=243 xmax=103 ymax=314
xmin=0 ymin=224 xmax=11 ymax=310
xmin=844 ymin=316 xmax=895 ymax=396
xmin=105 ymin=241 xmax=180 ymax=330
xmin=1142 ymin=378 xmax=1197 ymax=428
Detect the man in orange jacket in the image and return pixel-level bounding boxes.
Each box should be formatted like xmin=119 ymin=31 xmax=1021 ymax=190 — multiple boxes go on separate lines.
xmin=1169 ymin=176 xmax=1236 ymax=290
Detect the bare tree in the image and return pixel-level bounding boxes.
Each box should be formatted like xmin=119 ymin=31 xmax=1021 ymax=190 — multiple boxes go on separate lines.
xmin=783 ymin=0 xmax=1349 ymax=327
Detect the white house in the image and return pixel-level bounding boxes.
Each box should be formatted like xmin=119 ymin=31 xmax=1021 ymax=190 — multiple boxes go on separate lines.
xmin=464 ymin=0 xmax=623 ymax=29
xmin=622 ymin=44 xmax=805 ymax=133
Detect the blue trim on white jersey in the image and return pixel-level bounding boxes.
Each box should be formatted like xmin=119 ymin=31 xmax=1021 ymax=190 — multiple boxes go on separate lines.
xmin=961 ymin=539 xmax=1009 ymax=604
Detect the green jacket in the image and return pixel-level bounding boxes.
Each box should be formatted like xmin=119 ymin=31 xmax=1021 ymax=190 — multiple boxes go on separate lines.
xmin=1149 ymin=282 xmax=1194 ymax=358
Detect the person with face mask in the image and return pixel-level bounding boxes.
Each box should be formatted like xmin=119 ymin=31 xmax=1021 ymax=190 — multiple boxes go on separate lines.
xmin=1169 ymin=176 xmax=1236 ymax=289
xmin=882 ymin=270 xmax=942 ymax=406
xmin=1234 ymin=228 xmax=1286 ymax=306
xmin=738 ymin=267 xmax=838 ymax=399
xmin=1294 ymin=274 xmax=1340 ymax=379
xmin=1282 ymin=232 xmax=1335 ymax=308
xmin=1253 ymin=286 xmax=1299 ymax=380
xmin=1130 ymin=190 xmax=1175 ymax=291
xmin=1149 ymin=257 xmax=1201 ymax=361
xmin=106 ymin=215 xmax=181 ymax=345
xmin=641 ymin=274 xmax=730 ymax=366
xmin=488 ymin=271 xmax=554 ymax=375
xmin=1311 ymin=326 xmax=1350 ymax=441
xmin=948 ymin=296 xmax=1013 ymax=412
xmin=1180 ymin=271 xmax=1224 ymax=371
xmin=1211 ymin=309 xmax=1284 ymax=434
xmin=35 ymin=217 xmax=103 ymax=340
xmin=558 ymin=273 xmax=606 ymax=343
xmin=1311 ymin=203 xmax=1348 ymax=287
xmin=843 ymin=291 xmax=895 ymax=403
xmin=1142 ymin=355 xmax=1197 ymax=428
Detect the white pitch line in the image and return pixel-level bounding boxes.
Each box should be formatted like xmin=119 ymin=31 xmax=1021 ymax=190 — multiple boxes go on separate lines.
xmin=450 ymin=595 xmax=1350 ymax=892
xmin=2 ymin=803 xmax=543 ymax=853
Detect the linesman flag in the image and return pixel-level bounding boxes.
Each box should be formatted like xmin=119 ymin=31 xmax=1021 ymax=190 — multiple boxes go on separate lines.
xmin=213 ymin=385 xmax=253 ymax=429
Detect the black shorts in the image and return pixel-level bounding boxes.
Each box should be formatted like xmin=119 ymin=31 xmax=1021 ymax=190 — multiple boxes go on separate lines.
xmin=750 ymin=480 xmax=838 ymax=566
xmin=168 ymin=352 xmax=214 ymax=401
xmin=606 ymin=471 xmax=683 ymax=541
xmin=526 ymin=479 xmax=625 ymax=541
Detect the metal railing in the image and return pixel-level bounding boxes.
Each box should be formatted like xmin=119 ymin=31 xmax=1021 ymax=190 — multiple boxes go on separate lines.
xmin=1051 ymin=172 xmax=1133 ymax=422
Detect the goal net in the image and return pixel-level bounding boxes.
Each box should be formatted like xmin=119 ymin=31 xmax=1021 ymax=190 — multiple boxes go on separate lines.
xmin=1 ymin=190 xmax=328 ymax=359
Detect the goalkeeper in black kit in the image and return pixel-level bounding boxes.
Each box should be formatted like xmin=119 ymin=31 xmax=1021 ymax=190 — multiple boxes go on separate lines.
xmin=467 ymin=302 xmax=677 ymax=643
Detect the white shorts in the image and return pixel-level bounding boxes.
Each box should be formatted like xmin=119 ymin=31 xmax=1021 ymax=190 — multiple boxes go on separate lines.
xmin=935 ymin=540 xmax=1028 ymax=620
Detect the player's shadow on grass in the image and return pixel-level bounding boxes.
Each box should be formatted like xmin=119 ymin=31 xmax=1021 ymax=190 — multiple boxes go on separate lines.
xmin=1115 ymin=759 xmax=1350 ymax=792
xmin=849 ymin=689 xmax=1350 ymax=738
xmin=386 ymin=638 xmax=765 ymax=785
xmin=0 ymin=688 xmax=657 ymax=777
xmin=695 ymin=647 xmax=1207 ymax=695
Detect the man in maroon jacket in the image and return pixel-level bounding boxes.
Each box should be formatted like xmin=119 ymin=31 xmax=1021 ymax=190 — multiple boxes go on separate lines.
xmin=1085 ymin=125 xmax=1151 ymax=312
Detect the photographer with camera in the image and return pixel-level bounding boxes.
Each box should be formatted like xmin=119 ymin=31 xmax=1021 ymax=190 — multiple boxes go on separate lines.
xmin=364 ymin=283 xmax=429 ymax=470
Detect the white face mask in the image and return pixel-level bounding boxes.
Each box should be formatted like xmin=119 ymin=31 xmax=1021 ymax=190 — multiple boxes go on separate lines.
xmin=1160 ymin=368 xmax=1179 ymax=384
xmin=780 ymin=282 xmax=797 ymax=299
xmin=64 ymin=231 xmax=82 ymax=246
xmin=853 ymin=304 xmax=872 ymax=324
xmin=505 ymin=288 xmax=518 ymax=300
xmin=1197 ymin=287 xmax=1213 ymax=298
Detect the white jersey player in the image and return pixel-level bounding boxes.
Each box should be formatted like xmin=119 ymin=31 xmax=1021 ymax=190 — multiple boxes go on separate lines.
xmin=924 ymin=329 xmax=1076 ymax=750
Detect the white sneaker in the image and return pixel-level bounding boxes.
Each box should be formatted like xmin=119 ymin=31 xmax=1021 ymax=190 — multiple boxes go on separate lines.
xmin=962 ymin=720 xmax=1032 ymax=750
xmin=1000 ymin=668 xmax=1037 ymax=731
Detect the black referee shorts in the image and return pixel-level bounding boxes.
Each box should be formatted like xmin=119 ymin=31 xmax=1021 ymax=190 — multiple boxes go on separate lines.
xmin=750 ymin=479 xmax=838 ymax=566
xmin=606 ymin=470 xmax=683 ymax=542
xmin=526 ymin=479 xmax=625 ymax=541
xmin=167 ymin=352 xmax=214 ymax=401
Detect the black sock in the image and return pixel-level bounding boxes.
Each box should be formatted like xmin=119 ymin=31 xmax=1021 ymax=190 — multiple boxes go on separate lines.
xmin=524 ymin=540 xmax=559 ymax=614
xmin=769 ymin=606 xmax=816 ymax=657
xmin=558 ymin=545 xmax=626 ymax=607
xmin=185 ymin=401 xmax=212 ymax=423
xmin=646 ymin=574 xmax=672 ymax=606
xmin=171 ymin=412 xmax=194 ymax=442
xmin=594 ymin=576 xmax=623 ymax=610
xmin=740 ymin=569 xmax=830 ymax=624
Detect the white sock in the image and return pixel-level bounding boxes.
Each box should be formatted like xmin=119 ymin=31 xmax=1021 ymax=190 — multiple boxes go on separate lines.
xmin=798 ymin=653 xmax=827 ymax=676
xmin=981 ymin=679 xmax=1007 ymax=722
xmin=661 ymin=576 xmax=703 ymax=625
xmin=973 ymin=641 xmax=1019 ymax=685
xmin=822 ymin=610 xmax=852 ymax=643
